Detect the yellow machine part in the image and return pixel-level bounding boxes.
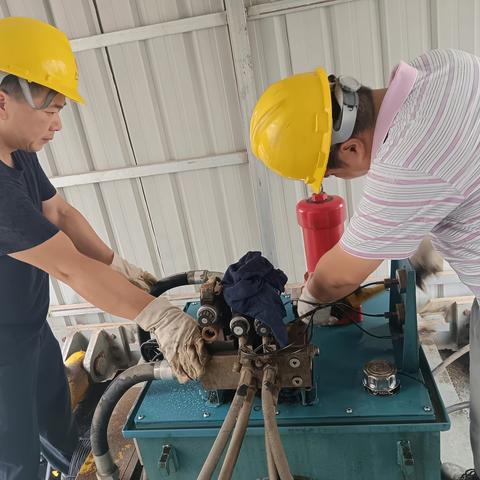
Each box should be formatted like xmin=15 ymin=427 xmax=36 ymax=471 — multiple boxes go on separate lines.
xmin=65 ymin=350 xmax=90 ymax=411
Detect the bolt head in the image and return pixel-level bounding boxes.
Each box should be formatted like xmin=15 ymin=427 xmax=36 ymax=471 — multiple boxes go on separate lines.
xmin=203 ymin=412 xmax=211 ymax=418
xmin=138 ymin=415 xmax=145 ymax=420
xmin=289 ymin=357 xmax=301 ymax=368
xmin=292 ymin=376 xmax=303 ymax=387
xmin=345 ymin=408 xmax=353 ymax=414
xmin=423 ymin=406 xmax=432 ymax=412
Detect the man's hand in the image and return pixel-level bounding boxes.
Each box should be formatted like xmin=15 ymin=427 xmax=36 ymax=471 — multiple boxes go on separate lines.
xmin=297 ymin=284 xmax=338 ymax=325
xmin=135 ymin=296 xmax=209 ymax=383
xmin=110 ymin=252 xmax=158 ymax=292
xmin=409 ymin=237 xmax=443 ymax=290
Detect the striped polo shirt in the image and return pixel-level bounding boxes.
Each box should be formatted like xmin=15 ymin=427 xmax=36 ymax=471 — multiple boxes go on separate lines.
xmin=340 ymin=49 xmax=480 ymax=297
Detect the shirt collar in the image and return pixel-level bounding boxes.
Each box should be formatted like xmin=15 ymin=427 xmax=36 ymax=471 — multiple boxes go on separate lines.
xmin=371 ymin=61 xmax=418 ymax=160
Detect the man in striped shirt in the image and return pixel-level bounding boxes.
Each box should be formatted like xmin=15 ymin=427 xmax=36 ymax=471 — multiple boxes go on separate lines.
xmin=251 ymin=49 xmax=480 ymax=480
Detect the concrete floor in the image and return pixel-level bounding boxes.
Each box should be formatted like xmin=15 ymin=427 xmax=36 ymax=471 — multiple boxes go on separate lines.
xmin=423 ymin=342 xmax=473 ymax=470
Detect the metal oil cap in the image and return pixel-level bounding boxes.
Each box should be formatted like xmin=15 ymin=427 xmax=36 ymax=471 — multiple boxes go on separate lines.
xmin=362 ymin=359 xmax=399 ymax=396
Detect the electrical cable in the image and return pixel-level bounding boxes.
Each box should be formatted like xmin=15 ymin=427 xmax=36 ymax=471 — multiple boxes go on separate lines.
xmin=297 ymin=298 xmax=386 ymax=318
xmin=346 ymin=318 xmax=392 ymax=339
xmin=332 ymin=300 xmax=386 ymax=318
xmin=332 ymin=303 xmax=392 ymax=339
xmin=358 ymin=281 xmax=387 ymax=288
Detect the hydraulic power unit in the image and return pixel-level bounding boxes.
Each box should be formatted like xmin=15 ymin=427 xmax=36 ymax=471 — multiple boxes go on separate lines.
xmin=123 ymin=260 xmax=449 ymax=480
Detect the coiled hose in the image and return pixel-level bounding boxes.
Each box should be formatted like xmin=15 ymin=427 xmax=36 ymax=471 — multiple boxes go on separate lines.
xmin=91 ymin=362 xmax=173 ymax=480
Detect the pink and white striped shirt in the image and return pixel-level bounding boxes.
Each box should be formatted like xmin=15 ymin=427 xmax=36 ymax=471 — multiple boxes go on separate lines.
xmin=340 ymin=49 xmax=480 ymax=296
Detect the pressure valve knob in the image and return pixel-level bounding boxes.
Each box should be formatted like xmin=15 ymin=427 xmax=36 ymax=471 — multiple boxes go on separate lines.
xmin=230 ymin=315 xmax=250 ymax=337
xmin=254 ymin=319 xmax=271 ymax=337
xmin=197 ymin=305 xmax=218 ymax=326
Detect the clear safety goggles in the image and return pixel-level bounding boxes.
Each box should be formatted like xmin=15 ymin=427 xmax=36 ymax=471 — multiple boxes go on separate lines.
xmin=0 ymin=72 xmax=57 ymax=110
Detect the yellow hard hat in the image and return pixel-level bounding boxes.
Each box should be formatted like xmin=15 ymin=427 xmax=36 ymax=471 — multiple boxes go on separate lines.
xmin=250 ymin=68 xmax=332 ymax=193
xmin=0 ymin=17 xmax=84 ymax=104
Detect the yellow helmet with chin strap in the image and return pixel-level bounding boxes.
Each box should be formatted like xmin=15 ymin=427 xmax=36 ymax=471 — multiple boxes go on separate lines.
xmin=250 ymin=68 xmax=360 ymax=192
xmin=0 ymin=16 xmax=84 ymax=105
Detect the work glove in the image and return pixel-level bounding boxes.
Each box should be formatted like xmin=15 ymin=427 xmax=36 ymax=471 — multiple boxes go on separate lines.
xmin=110 ymin=252 xmax=158 ymax=292
xmin=297 ymin=284 xmax=338 ymax=326
xmin=135 ymin=296 xmax=209 ymax=383
xmin=409 ymin=237 xmax=443 ymax=290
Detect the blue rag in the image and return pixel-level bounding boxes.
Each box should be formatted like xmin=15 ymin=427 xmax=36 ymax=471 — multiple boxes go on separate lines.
xmin=222 ymin=251 xmax=289 ymax=346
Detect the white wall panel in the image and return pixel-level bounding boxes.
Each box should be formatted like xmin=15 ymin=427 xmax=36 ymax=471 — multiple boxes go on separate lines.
xmin=94 ymin=0 xmax=261 ymax=277
xmin=2 ymin=0 xmax=477 ymax=330
xmin=247 ymin=0 xmax=480 ymax=286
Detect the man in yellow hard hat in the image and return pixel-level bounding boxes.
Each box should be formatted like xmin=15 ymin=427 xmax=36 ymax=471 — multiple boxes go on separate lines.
xmin=251 ymin=50 xmax=480 ymax=480
xmin=0 ymin=17 xmax=207 ymax=480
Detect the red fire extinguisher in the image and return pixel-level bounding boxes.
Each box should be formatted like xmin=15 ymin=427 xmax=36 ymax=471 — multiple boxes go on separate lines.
xmin=296 ymin=192 xmax=361 ymax=324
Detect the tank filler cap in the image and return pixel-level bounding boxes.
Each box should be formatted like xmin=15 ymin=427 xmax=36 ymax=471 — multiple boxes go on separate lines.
xmin=362 ymin=359 xmax=400 ymax=396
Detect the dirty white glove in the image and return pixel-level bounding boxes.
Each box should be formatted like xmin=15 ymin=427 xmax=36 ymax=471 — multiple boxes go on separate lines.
xmin=135 ymin=296 xmax=209 ymax=383
xmin=409 ymin=237 xmax=443 ymax=290
xmin=297 ymin=284 xmax=338 ymax=326
xmin=110 ymin=252 xmax=158 ymax=292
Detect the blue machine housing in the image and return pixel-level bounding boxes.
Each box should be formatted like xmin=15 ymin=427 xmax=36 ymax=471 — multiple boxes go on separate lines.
xmin=124 ymin=260 xmax=450 ymax=479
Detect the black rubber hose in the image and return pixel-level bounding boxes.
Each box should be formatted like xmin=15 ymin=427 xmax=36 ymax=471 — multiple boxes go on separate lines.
xmin=150 ymin=273 xmax=189 ymax=297
xmin=90 ymin=363 xmax=155 ymax=457
xmin=138 ymin=273 xmax=191 ymax=347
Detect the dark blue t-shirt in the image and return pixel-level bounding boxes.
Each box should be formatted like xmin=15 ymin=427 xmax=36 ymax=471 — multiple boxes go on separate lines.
xmin=0 ymin=151 xmax=58 ymax=346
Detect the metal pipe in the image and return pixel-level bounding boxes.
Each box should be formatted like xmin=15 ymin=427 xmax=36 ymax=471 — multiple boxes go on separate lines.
xmin=197 ymin=368 xmax=253 ymax=480
xmin=262 ymin=367 xmax=293 ymax=480
xmin=447 ymin=401 xmax=470 ymax=414
xmin=432 ymin=343 xmax=470 ymax=376
xmin=218 ymin=384 xmax=257 ymax=479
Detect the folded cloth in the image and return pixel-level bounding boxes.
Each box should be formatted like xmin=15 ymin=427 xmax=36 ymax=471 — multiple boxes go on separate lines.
xmin=222 ymin=251 xmax=289 ymax=346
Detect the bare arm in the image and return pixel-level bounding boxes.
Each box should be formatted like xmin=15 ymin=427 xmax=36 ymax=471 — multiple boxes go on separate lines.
xmin=308 ymin=244 xmax=382 ymax=302
xmin=42 ymin=193 xmax=114 ymax=265
xmin=9 ymin=231 xmax=152 ymax=320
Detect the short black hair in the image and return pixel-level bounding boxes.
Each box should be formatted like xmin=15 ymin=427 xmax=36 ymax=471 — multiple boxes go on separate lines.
xmin=327 ymin=86 xmax=375 ymax=169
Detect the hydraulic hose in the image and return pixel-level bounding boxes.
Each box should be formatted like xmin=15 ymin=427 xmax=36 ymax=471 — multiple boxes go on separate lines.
xmin=218 ymin=383 xmax=257 ymax=479
xmin=91 ymin=362 xmax=173 ymax=480
xmin=150 ymin=270 xmax=224 ymax=297
xmin=266 ymin=439 xmax=278 ymax=480
xmin=197 ymin=368 xmax=253 ymax=480
xmin=262 ymin=367 xmax=293 ymax=480
xmin=150 ymin=273 xmax=189 ymax=297
xmin=432 ymin=343 xmax=470 ymax=376
xmin=141 ymin=271 xmax=224 ymax=346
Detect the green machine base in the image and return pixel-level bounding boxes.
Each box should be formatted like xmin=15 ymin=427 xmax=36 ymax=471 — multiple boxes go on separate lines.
xmin=124 ymin=260 xmax=449 ymax=479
